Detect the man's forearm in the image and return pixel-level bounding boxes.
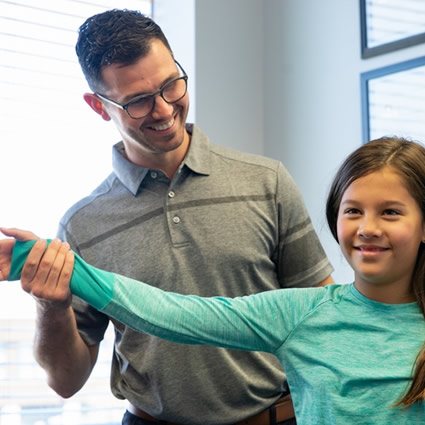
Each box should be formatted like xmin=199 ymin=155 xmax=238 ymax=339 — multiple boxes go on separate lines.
xmin=33 ymin=303 xmax=96 ymax=398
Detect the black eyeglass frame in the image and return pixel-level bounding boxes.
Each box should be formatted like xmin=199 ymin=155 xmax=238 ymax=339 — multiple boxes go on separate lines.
xmin=95 ymin=60 xmax=188 ymax=119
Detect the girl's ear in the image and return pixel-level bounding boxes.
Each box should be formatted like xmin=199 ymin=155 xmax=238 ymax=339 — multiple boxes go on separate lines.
xmin=83 ymin=93 xmax=111 ymax=121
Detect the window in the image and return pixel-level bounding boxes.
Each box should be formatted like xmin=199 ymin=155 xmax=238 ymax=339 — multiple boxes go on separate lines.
xmin=0 ymin=1 xmax=152 ymax=424
xmin=361 ymin=56 xmax=425 ymax=143
xmin=360 ymin=0 xmax=425 ymax=58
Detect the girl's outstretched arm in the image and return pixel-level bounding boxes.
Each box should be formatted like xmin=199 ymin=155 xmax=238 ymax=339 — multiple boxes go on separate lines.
xmin=9 ymin=239 xmax=290 ymax=355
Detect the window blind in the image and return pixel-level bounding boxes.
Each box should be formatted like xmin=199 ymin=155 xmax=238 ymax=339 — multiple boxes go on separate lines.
xmin=0 ymin=1 xmax=152 ymax=424
xmin=365 ymin=0 xmax=425 ymax=48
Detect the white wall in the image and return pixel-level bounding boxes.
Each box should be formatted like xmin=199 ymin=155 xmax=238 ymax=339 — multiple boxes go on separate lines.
xmin=262 ymin=0 xmax=362 ymax=282
xmin=156 ymin=0 xmax=425 ymax=283
xmin=195 ymin=0 xmax=264 ymax=155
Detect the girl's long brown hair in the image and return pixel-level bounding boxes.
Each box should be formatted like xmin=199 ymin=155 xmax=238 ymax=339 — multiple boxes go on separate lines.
xmin=325 ymin=136 xmax=425 ymax=407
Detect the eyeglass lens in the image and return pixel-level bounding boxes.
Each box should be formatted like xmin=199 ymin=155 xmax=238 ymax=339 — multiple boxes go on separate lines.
xmin=127 ymin=77 xmax=187 ymax=119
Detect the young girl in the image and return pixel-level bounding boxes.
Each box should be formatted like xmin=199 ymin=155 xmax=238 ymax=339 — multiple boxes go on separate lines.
xmin=2 ymin=136 xmax=425 ymax=424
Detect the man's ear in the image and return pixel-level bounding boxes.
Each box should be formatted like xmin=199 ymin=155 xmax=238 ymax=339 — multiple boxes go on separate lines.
xmin=83 ymin=93 xmax=111 ymax=121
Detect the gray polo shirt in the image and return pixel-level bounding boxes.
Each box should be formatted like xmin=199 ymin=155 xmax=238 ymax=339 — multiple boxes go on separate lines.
xmin=57 ymin=124 xmax=333 ymax=424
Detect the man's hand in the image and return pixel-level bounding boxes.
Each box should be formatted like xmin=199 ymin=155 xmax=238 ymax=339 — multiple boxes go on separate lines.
xmin=0 ymin=227 xmax=74 ymax=309
xmin=0 ymin=234 xmax=15 ymax=281
xmin=1 ymin=228 xmax=93 ymax=397
xmin=0 ymin=227 xmax=38 ymax=280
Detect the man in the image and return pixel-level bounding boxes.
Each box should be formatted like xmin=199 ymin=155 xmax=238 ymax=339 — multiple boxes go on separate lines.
xmin=22 ymin=9 xmax=333 ymax=425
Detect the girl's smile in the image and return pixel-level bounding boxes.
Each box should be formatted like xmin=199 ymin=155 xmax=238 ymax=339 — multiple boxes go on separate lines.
xmin=354 ymin=244 xmax=389 ymax=258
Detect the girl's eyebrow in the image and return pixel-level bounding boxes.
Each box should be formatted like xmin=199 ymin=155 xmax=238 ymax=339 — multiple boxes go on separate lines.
xmin=340 ymin=199 xmax=356 ymax=205
xmin=381 ymin=200 xmax=407 ymax=207
xmin=340 ymin=199 xmax=407 ymax=207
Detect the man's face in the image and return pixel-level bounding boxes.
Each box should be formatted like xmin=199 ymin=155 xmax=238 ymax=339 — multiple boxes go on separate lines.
xmin=98 ymin=39 xmax=190 ymax=166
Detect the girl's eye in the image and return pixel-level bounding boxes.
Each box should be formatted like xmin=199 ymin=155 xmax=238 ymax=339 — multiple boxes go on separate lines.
xmin=383 ymin=209 xmax=400 ymax=216
xmin=344 ymin=208 xmax=361 ymax=215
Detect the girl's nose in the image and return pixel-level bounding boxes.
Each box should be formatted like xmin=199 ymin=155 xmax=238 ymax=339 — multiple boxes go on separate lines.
xmin=357 ymin=216 xmax=382 ymax=238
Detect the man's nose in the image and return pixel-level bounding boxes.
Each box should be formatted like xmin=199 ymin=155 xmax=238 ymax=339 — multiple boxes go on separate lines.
xmin=150 ymin=94 xmax=174 ymax=119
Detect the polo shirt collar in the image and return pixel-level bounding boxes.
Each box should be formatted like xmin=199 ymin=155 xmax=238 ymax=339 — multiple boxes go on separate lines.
xmin=183 ymin=124 xmax=211 ymax=176
xmin=112 ymin=124 xmax=211 ymax=195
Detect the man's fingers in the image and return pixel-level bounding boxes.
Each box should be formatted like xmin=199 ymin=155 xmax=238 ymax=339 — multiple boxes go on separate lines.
xmin=21 ymin=239 xmax=50 ymax=291
xmin=0 ymin=228 xmax=40 ymax=282
xmin=41 ymin=242 xmax=73 ymax=300
xmin=22 ymin=240 xmax=73 ymax=308
xmin=56 ymin=249 xmax=74 ymax=298
xmin=0 ymin=239 xmax=15 ymax=281
xmin=0 ymin=227 xmax=39 ymax=241
xmin=0 ymin=229 xmax=73 ymax=306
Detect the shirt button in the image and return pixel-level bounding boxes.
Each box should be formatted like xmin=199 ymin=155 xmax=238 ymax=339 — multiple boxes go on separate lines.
xmin=168 ymin=191 xmax=175 ymax=198
xmin=173 ymin=216 xmax=181 ymax=224
xmin=151 ymin=171 xmax=157 ymax=179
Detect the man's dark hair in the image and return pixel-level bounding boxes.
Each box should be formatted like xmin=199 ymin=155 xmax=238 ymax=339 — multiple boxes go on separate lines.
xmin=76 ymin=9 xmax=172 ymax=92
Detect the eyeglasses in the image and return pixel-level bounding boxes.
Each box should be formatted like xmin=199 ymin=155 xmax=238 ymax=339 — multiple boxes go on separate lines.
xmin=95 ymin=60 xmax=188 ymax=119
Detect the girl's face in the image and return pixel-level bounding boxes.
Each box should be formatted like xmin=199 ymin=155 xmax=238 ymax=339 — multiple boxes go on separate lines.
xmin=337 ymin=166 xmax=425 ymax=303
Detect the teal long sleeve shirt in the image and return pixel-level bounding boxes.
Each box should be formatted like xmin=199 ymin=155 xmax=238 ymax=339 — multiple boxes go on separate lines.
xmin=9 ymin=240 xmax=425 ymax=424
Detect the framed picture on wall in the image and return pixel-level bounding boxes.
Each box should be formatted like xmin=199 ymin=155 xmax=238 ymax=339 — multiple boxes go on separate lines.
xmin=361 ymin=56 xmax=425 ymax=143
xmin=360 ymin=0 xmax=425 ymax=58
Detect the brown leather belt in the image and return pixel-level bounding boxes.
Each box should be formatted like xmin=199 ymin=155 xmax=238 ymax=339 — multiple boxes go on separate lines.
xmin=127 ymin=394 xmax=295 ymax=425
